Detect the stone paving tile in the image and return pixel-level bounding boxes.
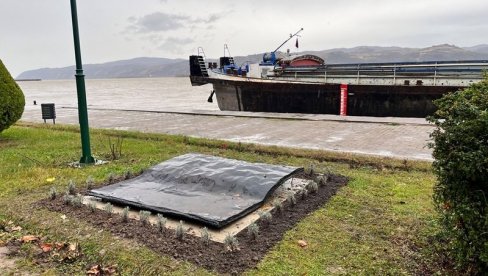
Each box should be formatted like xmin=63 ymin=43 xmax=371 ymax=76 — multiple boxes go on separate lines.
xmin=21 ymin=107 xmax=434 ymax=161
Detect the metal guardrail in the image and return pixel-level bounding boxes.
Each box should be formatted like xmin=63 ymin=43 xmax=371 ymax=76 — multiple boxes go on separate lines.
xmin=277 ymin=60 xmax=488 ymax=86
xmin=282 ymin=60 xmax=488 ymax=74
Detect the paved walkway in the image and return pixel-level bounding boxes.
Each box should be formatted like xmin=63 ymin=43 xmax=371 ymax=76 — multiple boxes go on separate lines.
xmin=21 ymin=105 xmax=434 ymax=161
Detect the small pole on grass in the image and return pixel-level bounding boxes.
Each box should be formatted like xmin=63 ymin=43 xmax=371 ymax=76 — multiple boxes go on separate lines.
xmin=70 ymin=0 xmax=94 ymax=164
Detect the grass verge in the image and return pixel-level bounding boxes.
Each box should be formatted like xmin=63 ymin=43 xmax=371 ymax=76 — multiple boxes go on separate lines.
xmin=0 ymin=123 xmax=448 ymax=275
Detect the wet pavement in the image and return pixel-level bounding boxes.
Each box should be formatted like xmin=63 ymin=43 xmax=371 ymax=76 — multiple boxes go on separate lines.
xmin=21 ymin=106 xmax=434 ymax=161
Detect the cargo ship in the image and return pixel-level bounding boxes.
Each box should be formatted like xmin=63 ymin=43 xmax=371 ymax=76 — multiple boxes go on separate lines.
xmin=189 ymin=29 xmax=488 ymax=117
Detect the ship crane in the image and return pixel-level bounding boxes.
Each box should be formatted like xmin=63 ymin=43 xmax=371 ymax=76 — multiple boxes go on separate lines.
xmin=262 ymin=28 xmax=303 ymax=65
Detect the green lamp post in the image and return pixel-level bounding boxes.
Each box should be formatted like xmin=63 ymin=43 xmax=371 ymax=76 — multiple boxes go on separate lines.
xmin=70 ymin=0 xmax=95 ymax=164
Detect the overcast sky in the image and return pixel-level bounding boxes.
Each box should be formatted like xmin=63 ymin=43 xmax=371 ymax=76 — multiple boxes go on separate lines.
xmin=1 ymin=0 xmax=487 ymax=76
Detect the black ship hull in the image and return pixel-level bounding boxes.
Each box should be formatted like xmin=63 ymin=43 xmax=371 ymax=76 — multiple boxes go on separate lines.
xmin=195 ymin=76 xmax=461 ymax=118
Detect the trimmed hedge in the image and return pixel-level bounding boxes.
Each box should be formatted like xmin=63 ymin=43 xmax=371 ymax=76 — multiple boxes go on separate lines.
xmin=0 ymin=59 xmax=25 ymax=133
xmin=428 ymin=76 xmax=488 ymax=273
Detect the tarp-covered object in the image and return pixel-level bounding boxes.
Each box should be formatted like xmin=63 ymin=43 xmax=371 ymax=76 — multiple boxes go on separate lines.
xmin=88 ymin=153 xmax=301 ymax=228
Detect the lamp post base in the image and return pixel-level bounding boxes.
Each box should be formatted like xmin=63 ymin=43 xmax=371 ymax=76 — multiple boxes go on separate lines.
xmin=79 ymin=155 xmax=95 ymax=164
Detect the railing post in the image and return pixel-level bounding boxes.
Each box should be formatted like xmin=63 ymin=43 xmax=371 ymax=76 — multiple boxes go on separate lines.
xmin=393 ymin=65 xmax=396 ymax=85
xmin=356 ymin=64 xmax=360 ymax=84
xmin=434 ymin=62 xmax=438 ymax=86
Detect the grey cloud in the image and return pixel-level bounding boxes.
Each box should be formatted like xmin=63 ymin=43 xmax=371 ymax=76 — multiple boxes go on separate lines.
xmin=132 ymin=12 xmax=189 ymax=32
xmin=128 ymin=12 xmax=223 ymax=33
xmin=200 ymin=14 xmax=221 ymax=24
xmin=161 ymin=37 xmax=194 ymax=46
xmin=158 ymin=37 xmax=195 ymax=54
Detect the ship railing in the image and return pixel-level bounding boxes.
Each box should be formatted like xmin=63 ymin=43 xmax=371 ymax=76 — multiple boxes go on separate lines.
xmin=278 ymin=60 xmax=488 ymax=86
xmin=203 ymin=67 xmax=480 ymax=88
xmin=198 ymin=47 xmax=207 ymax=60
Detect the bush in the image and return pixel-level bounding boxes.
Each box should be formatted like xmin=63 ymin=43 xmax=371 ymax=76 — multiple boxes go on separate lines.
xmin=0 ymin=59 xmax=25 ymax=133
xmin=428 ymin=76 xmax=488 ymax=273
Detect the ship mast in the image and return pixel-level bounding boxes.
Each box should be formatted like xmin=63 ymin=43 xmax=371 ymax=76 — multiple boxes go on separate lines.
xmin=273 ymin=28 xmax=304 ymax=53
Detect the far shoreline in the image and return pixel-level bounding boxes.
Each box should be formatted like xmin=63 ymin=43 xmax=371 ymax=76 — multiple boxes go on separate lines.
xmin=16 ymin=75 xmax=188 ymax=81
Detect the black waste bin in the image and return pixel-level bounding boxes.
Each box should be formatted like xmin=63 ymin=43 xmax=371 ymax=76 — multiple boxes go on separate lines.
xmin=41 ymin=103 xmax=56 ymax=124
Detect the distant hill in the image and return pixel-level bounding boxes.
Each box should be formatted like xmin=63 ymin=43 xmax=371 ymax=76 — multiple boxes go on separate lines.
xmin=17 ymin=44 xmax=488 ymax=80
xmin=463 ymin=44 xmax=488 ymax=54
xmin=233 ymin=44 xmax=488 ymax=65
xmin=17 ymin=57 xmax=189 ymax=80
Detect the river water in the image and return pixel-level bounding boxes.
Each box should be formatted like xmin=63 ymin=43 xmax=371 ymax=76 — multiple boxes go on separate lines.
xmin=18 ymin=77 xmax=219 ymax=113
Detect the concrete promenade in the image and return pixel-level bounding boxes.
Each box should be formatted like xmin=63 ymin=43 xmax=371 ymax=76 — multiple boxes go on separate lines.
xmin=21 ymin=106 xmax=434 ymax=161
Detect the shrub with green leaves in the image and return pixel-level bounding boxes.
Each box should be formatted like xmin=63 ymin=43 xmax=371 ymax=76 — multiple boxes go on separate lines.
xmin=287 ymin=193 xmax=297 ymax=206
xmin=304 ymin=164 xmax=315 ymax=176
xmin=67 ymin=180 xmax=76 ymax=195
xmin=175 ymin=221 xmax=185 ymax=240
xmin=139 ymin=210 xmax=151 ymax=225
xmin=124 ymin=170 xmax=133 ymax=180
xmin=107 ymin=173 xmax=116 ymax=183
xmin=122 ymin=206 xmax=130 ymax=222
xmin=63 ymin=194 xmax=73 ymax=205
xmin=104 ymin=203 xmax=113 ymax=215
xmin=49 ymin=187 xmax=57 ymax=200
xmin=258 ymin=211 xmax=272 ymax=224
xmin=307 ymin=180 xmax=319 ymax=194
xmin=428 ymin=76 xmax=488 ymax=273
xmin=247 ymin=223 xmax=259 ymax=240
xmin=272 ymin=199 xmax=283 ymax=214
xmin=200 ymin=227 xmax=210 ymax=245
xmin=156 ymin=214 xmax=166 ymax=232
xmin=317 ymin=174 xmax=328 ymax=187
xmin=223 ymin=233 xmax=239 ymax=252
xmin=86 ymin=176 xmax=95 ymax=190
xmin=88 ymin=202 xmax=97 ymax=213
xmin=72 ymin=195 xmax=83 ymax=207
xmin=0 ymin=59 xmax=25 ymax=133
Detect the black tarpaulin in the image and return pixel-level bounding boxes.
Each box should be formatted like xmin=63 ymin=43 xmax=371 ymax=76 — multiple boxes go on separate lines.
xmin=88 ymin=153 xmax=301 ymax=228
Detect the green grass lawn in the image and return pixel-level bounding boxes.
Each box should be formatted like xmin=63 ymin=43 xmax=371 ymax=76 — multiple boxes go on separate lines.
xmin=0 ymin=123 xmax=446 ymax=275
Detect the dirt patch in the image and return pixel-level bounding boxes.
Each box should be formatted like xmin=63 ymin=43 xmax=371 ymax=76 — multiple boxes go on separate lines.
xmin=0 ymin=246 xmax=17 ymax=272
xmin=0 ymin=138 xmax=17 ymax=149
xmin=37 ymin=173 xmax=347 ymax=274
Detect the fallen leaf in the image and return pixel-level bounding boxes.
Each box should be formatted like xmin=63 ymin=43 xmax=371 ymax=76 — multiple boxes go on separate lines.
xmin=68 ymin=242 xmax=79 ymax=252
xmin=103 ymin=264 xmax=118 ymax=274
xmin=59 ymin=247 xmax=82 ymax=263
xmin=55 ymin=242 xmax=66 ymax=250
xmin=21 ymin=235 xmax=39 ymax=243
xmin=40 ymin=242 xmax=53 ymax=253
xmin=11 ymin=226 xmax=22 ymax=232
xmin=87 ymin=264 xmax=117 ymax=275
xmin=60 ymin=215 xmax=67 ymax=221
xmin=87 ymin=265 xmax=101 ymax=275
xmin=297 ymin=240 xmax=308 ymax=248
